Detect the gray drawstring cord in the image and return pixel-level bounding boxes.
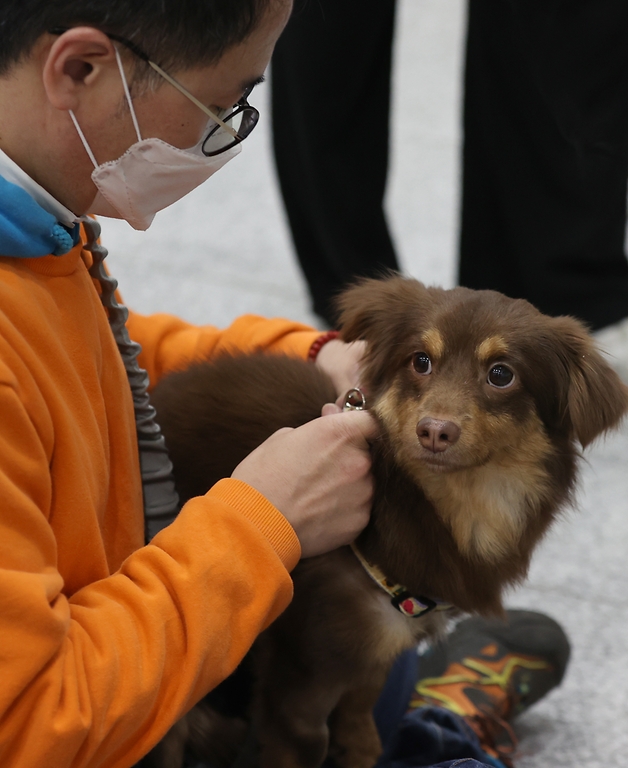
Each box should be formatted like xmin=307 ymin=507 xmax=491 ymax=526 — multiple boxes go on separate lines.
xmin=81 ymin=216 xmax=180 ymax=542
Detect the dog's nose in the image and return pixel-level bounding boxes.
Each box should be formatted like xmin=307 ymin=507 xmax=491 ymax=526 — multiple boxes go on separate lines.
xmin=416 ymin=418 xmax=461 ymax=453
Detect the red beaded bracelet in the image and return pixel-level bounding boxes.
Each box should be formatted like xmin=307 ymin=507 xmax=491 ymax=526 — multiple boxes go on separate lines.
xmin=307 ymin=330 xmax=340 ymax=362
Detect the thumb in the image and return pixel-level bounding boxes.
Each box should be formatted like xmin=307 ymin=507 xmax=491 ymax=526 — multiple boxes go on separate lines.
xmin=336 ymin=409 xmax=379 ymax=446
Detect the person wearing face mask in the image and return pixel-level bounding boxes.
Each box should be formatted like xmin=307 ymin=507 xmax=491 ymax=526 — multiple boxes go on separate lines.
xmin=0 ymin=3 xmax=379 ymax=766
xmin=64 ymin=33 xmax=252 ymax=231
xmin=0 ymin=3 xmax=571 ymax=768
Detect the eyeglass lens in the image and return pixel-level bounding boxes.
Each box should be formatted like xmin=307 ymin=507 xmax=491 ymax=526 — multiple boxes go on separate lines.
xmin=202 ymin=106 xmax=260 ymax=156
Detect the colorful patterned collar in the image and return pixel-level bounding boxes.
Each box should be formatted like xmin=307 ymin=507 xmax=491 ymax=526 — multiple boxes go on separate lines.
xmin=350 ymin=543 xmax=453 ymax=618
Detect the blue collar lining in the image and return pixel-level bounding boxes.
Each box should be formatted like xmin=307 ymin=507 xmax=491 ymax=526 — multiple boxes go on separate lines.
xmin=0 ymin=175 xmax=80 ymax=258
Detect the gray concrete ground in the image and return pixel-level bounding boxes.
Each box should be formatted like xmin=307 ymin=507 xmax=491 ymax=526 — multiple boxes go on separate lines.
xmin=101 ymin=1 xmax=628 ymax=764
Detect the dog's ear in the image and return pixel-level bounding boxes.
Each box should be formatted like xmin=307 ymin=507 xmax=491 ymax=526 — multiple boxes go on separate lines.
xmin=336 ymin=276 xmax=433 ymax=387
xmin=548 ymin=316 xmax=628 ymax=448
xmin=336 ymin=275 xmax=437 ymax=343
xmin=336 ymin=275 xmax=418 ymax=341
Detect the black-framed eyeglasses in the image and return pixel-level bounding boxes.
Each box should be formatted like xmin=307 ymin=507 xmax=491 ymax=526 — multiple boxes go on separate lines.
xmin=50 ymin=27 xmax=260 ymax=157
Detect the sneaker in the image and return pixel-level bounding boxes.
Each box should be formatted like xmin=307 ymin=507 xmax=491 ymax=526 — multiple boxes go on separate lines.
xmin=407 ymin=610 xmax=570 ymax=767
xmin=594 ymin=316 xmax=628 ymax=383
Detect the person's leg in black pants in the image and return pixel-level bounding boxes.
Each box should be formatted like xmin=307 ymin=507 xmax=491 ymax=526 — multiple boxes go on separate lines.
xmin=271 ymin=0 xmax=399 ymax=326
xmin=459 ymin=0 xmax=628 ymax=331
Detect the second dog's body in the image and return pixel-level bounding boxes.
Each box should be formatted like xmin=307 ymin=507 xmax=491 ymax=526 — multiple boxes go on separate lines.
xmin=150 ymin=278 xmax=628 ymax=768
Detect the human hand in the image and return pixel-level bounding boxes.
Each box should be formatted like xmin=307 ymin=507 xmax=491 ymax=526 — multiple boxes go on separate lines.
xmin=315 ymin=339 xmax=367 ymax=401
xmin=231 ymin=409 xmax=377 ymax=558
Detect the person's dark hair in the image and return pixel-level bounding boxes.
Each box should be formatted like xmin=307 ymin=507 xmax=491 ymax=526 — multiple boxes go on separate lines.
xmin=0 ymin=0 xmax=278 ymax=76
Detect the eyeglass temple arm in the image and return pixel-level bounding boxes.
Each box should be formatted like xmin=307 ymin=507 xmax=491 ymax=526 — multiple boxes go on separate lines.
xmin=49 ymin=27 xmax=239 ymax=140
xmin=146 ymin=61 xmax=239 ymax=139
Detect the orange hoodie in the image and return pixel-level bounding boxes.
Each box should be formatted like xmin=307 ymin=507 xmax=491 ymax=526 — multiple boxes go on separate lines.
xmin=0 ymin=236 xmax=320 ymax=767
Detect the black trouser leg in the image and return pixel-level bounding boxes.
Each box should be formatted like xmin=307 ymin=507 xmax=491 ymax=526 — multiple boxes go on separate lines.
xmin=272 ymin=0 xmax=399 ymax=325
xmin=459 ymin=0 xmax=628 ymax=330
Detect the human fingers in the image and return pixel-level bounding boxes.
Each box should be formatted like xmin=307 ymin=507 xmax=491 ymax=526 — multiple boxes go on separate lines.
xmin=230 ymin=414 xmax=375 ymax=558
xmin=324 ymin=409 xmax=379 ymax=447
xmin=315 ymin=339 xmax=367 ymax=397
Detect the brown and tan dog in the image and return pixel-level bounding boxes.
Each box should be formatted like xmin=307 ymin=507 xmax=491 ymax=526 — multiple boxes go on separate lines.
xmin=148 ymin=277 xmax=628 ymax=768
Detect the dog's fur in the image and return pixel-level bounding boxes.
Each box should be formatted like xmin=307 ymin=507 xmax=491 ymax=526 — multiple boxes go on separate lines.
xmin=147 ymin=277 xmax=628 ymax=768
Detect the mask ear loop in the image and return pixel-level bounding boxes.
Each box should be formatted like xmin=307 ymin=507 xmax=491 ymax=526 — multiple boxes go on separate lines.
xmin=69 ymin=43 xmax=142 ymax=170
xmin=113 ymin=45 xmax=142 ymax=143
xmin=69 ymin=110 xmax=99 ymax=169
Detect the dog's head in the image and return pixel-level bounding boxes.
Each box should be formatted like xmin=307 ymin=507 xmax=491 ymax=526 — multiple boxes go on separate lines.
xmin=338 ymin=276 xmax=628 ymax=565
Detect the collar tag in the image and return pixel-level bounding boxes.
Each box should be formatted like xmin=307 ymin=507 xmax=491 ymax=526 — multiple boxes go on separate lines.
xmin=350 ymin=543 xmax=452 ymax=618
xmin=343 ymin=387 xmax=367 ymax=411
xmin=391 ymin=591 xmax=437 ymax=618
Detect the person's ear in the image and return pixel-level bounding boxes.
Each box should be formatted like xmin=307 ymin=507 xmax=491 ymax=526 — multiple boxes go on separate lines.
xmin=42 ymin=27 xmax=119 ymax=111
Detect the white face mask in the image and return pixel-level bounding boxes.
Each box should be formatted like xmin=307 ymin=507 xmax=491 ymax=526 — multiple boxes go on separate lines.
xmin=70 ymin=47 xmax=241 ymax=231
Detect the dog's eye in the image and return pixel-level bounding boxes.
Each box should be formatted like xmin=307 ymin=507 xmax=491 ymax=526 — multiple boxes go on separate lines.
xmin=487 ymin=364 xmax=515 ymax=388
xmin=412 ymin=352 xmax=432 ymax=375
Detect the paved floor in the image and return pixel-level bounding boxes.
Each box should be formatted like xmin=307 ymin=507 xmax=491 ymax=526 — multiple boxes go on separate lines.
xmin=101 ymin=1 xmax=628 ymax=765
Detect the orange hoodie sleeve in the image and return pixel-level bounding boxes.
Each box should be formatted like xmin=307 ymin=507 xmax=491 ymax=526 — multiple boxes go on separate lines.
xmin=0 ymin=259 xmax=301 ymax=767
xmin=125 ymin=310 xmax=322 ymax=388
xmin=0 ymin=249 xmax=309 ymax=767
xmin=0 ymin=360 xmax=298 ymax=767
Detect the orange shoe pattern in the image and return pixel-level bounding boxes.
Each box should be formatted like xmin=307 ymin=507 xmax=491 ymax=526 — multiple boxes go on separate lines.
xmin=408 ymin=645 xmax=553 ymax=767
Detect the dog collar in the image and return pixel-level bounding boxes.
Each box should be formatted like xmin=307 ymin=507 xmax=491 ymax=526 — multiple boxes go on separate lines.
xmin=350 ymin=544 xmax=452 ymax=618
xmin=342 ymin=387 xmax=453 ymax=618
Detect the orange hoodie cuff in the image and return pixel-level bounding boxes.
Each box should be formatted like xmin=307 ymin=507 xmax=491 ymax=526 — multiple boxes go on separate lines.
xmin=206 ymin=478 xmax=301 ymax=571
